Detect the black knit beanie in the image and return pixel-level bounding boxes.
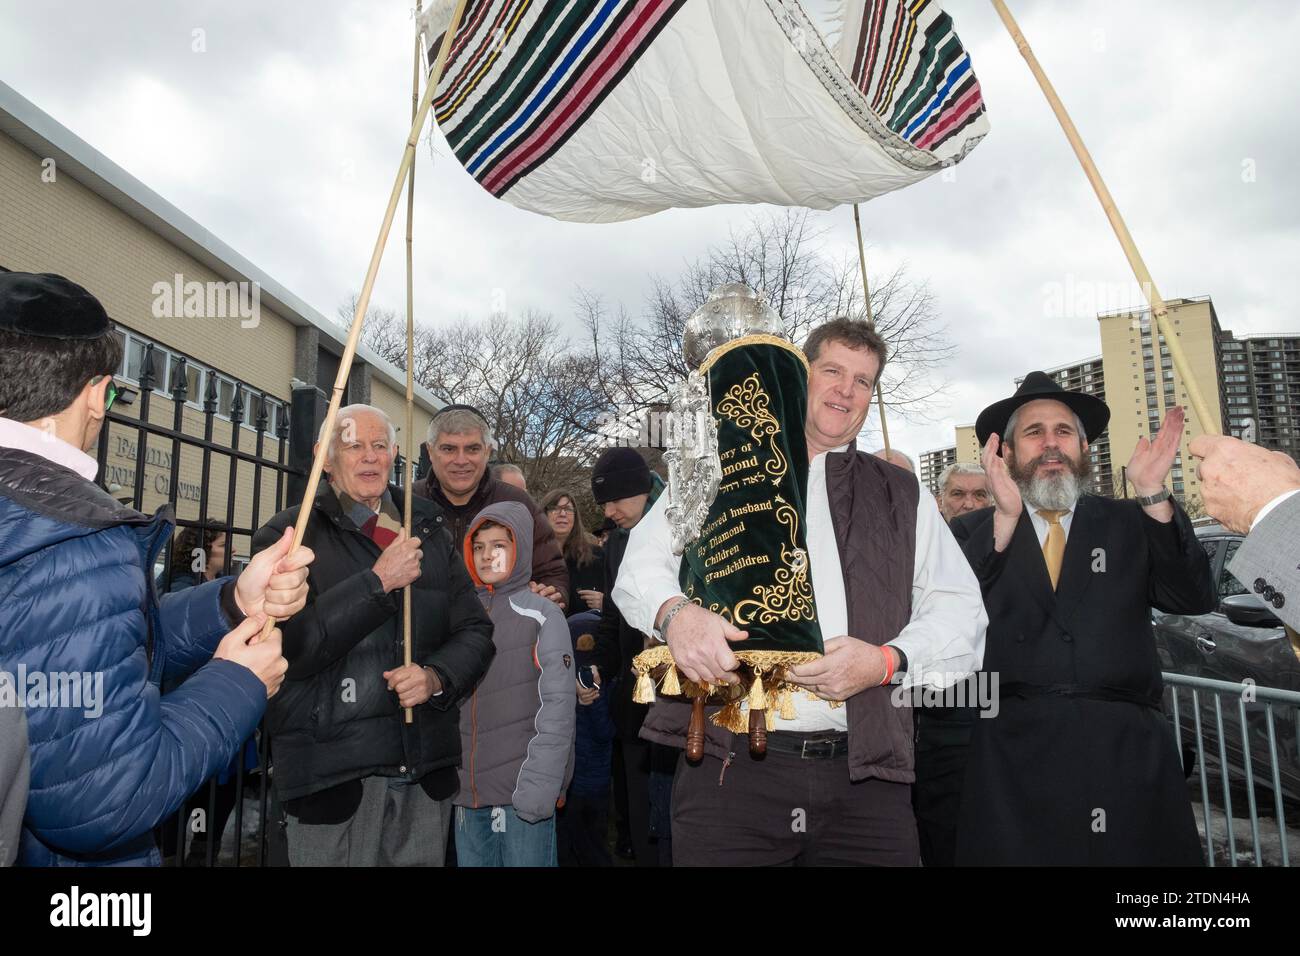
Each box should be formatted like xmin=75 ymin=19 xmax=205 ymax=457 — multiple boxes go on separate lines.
xmin=591 ymin=447 xmax=652 ymax=504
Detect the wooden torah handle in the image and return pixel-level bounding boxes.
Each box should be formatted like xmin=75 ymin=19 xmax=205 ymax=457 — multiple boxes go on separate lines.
xmin=686 ymin=696 xmax=706 ymax=762
xmin=748 ymin=707 xmax=767 ymax=756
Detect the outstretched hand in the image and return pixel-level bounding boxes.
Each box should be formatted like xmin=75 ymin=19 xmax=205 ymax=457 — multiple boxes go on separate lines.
xmin=1189 ymin=434 xmax=1300 ymax=533
xmin=1127 ymin=405 xmax=1185 ymax=496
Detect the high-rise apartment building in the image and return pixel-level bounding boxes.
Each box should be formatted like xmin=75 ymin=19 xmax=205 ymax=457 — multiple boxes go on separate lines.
xmin=1221 ymin=332 xmax=1300 ymax=464
xmin=920 ymin=446 xmax=956 ymax=495
xmin=1098 ymin=297 xmax=1226 ymax=505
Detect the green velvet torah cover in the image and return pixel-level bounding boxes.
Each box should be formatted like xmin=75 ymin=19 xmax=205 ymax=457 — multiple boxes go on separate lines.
xmin=679 ymin=335 xmax=823 ymax=655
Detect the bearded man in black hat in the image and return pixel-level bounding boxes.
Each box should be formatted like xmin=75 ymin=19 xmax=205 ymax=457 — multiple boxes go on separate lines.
xmin=950 ymin=371 xmax=1216 ymax=865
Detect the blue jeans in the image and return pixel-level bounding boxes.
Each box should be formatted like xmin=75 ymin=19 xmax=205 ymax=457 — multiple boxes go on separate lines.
xmin=455 ymin=805 xmax=557 ymax=867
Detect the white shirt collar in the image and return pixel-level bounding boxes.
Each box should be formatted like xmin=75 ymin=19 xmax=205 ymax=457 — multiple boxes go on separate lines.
xmin=811 ymin=442 xmax=852 ymax=464
xmin=0 ymin=417 xmax=99 ymax=481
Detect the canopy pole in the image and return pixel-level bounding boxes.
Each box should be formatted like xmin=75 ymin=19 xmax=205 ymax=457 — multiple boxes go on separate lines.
xmin=400 ymin=2 xmax=424 ymax=725
xmin=852 ymin=203 xmax=893 ymax=455
xmin=990 ymin=0 xmax=1219 ymax=437
xmin=255 ymin=0 xmax=469 ymax=646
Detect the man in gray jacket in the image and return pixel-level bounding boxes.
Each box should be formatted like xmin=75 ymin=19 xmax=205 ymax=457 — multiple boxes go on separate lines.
xmin=454 ymin=501 xmax=575 ymax=866
xmin=1190 ymin=434 xmax=1300 ymax=630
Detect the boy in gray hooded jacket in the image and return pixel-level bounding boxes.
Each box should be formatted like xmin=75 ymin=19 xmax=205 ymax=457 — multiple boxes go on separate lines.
xmin=454 ymin=501 xmax=575 ymax=866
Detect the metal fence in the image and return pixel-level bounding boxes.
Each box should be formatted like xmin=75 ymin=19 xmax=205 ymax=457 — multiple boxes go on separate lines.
xmin=1163 ymin=672 xmax=1300 ymax=867
xmin=95 ymin=341 xmax=301 ymax=865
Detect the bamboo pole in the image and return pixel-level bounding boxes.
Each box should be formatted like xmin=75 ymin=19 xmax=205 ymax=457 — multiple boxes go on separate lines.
xmin=989 ymin=0 xmax=1219 ymax=437
xmin=256 ymin=0 xmax=469 ymax=646
xmin=400 ymin=4 xmax=423 ymax=725
xmin=852 ymin=203 xmax=893 ymax=456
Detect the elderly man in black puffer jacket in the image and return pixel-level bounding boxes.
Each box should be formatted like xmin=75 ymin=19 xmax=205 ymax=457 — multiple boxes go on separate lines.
xmin=253 ymin=404 xmax=494 ymax=867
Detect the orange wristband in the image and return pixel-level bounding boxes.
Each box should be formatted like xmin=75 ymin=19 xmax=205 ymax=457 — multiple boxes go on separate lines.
xmin=880 ymin=646 xmax=896 ymax=686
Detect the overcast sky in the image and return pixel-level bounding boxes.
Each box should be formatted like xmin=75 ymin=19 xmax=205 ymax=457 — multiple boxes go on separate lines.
xmin=2 ymin=0 xmax=1297 ymax=460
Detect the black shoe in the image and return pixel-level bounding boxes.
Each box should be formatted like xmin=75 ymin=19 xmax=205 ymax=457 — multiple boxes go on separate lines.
xmin=614 ymin=838 xmax=634 ymax=860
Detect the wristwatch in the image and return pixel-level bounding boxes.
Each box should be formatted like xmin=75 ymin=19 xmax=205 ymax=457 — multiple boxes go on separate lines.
xmin=1135 ymin=488 xmax=1171 ymax=506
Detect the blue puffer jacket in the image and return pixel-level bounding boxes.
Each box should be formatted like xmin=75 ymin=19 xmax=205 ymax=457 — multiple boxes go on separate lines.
xmin=566 ymin=610 xmax=614 ymax=801
xmin=0 ymin=446 xmax=267 ymax=866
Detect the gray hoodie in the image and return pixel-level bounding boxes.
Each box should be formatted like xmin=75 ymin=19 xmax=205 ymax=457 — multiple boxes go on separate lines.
xmin=455 ymin=502 xmax=575 ymax=822
xmin=0 ymin=676 xmax=29 ymax=866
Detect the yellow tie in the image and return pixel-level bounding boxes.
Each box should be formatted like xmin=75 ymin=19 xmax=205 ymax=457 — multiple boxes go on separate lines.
xmin=1037 ymin=509 xmax=1067 ymax=591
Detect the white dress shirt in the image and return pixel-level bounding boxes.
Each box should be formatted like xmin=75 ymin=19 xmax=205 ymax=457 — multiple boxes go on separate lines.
xmin=612 ymin=445 xmax=987 ymax=732
xmin=0 ymin=417 xmax=99 ymax=480
xmin=1252 ymin=489 xmax=1300 ymax=531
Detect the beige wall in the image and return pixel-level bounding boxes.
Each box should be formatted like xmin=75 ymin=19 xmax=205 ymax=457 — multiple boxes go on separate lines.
xmin=0 ymin=131 xmax=296 ymax=403
xmin=1 ymin=127 xmax=437 ymax=559
xmin=1098 ymin=300 xmax=1223 ymax=506
xmin=369 ymin=378 xmax=434 ymax=463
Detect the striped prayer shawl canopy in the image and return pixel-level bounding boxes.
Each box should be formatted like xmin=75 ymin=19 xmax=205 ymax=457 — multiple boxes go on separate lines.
xmin=419 ymin=0 xmax=989 ymax=223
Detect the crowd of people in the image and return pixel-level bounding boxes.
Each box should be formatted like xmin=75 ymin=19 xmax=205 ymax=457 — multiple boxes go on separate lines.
xmin=2 ymin=270 xmax=1299 ymax=867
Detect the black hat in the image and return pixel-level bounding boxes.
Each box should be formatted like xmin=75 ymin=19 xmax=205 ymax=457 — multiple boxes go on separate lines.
xmin=0 ymin=272 xmax=110 ymax=339
xmin=591 ymin=447 xmax=651 ymax=504
xmin=975 ymin=370 xmax=1110 ymax=448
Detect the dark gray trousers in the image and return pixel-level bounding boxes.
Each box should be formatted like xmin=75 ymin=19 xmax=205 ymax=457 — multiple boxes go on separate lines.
xmin=285 ymin=776 xmax=451 ymax=867
xmin=670 ymin=739 xmax=919 ymax=867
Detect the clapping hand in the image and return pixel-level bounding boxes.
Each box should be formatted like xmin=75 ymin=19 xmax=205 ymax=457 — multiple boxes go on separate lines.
xmin=1127 ymin=405 xmax=1185 ymax=497
xmin=982 ymin=434 xmax=1022 ymax=552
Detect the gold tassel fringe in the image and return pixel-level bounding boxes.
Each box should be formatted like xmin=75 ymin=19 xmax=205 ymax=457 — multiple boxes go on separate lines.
xmin=632 ymin=670 xmax=656 ymax=705
xmin=748 ymin=668 xmax=768 ymax=710
xmin=778 ymin=686 xmax=796 ymax=721
xmin=659 ymin=664 xmax=681 ymax=697
xmin=711 ymin=699 xmax=748 ymax=735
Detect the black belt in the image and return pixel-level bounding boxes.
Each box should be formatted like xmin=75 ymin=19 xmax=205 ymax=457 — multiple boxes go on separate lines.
xmin=1000 ymin=682 xmax=1161 ymax=712
xmin=752 ymin=731 xmax=850 ymax=759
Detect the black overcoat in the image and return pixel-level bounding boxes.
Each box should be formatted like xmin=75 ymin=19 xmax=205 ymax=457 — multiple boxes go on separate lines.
xmin=949 ymin=494 xmax=1215 ymax=865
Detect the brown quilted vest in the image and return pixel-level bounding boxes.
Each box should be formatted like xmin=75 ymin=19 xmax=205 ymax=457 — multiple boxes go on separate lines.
xmin=639 ymin=445 xmax=919 ymax=782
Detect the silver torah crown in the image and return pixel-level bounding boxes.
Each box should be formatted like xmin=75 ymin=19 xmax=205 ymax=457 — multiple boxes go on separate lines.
xmin=664 ymin=369 xmax=720 ymax=556
xmin=666 ymin=283 xmax=784 ymax=555
xmin=681 ymin=282 xmax=783 ymax=370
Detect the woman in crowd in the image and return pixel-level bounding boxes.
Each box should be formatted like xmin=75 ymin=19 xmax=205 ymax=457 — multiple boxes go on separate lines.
xmin=158 ymin=521 xmax=230 ymax=593
xmin=539 ymin=489 xmax=604 ymax=617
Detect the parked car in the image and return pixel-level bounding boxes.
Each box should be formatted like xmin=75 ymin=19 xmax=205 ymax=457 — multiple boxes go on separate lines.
xmin=1154 ymin=524 xmax=1300 ymax=804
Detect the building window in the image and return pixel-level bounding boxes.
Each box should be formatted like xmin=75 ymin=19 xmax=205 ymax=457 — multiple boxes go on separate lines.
xmin=112 ymin=329 xmax=283 ymax=435
xmin=124 ymin=337 xmax=149 ymax=383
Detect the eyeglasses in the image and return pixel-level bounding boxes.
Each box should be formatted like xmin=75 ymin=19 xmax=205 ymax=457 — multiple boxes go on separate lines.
xmin=92 ymin=375 xmax=120 ymax=412
xmin=547 ymin=505 xmax=576 ymax=515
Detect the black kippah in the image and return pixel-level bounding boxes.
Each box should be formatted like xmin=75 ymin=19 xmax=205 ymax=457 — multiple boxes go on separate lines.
xmin=0 ymin=272 xmax=110 ymax=340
